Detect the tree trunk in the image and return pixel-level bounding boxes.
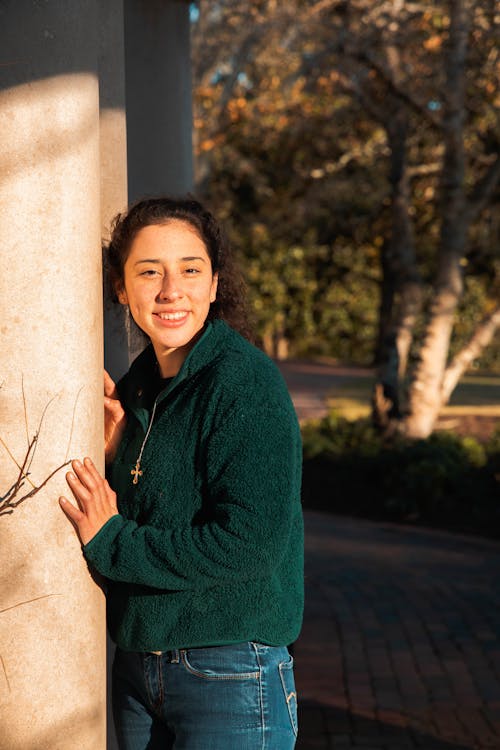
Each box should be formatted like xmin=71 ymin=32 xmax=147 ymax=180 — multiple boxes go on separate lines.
xmin=372 ymin=109 xmax=422 ymax=431
xmin=404 ymin=0 xmax=470 ymax=439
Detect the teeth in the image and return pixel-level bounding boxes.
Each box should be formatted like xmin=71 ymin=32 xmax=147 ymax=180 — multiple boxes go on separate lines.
xmin=158 ymin=312 xmax=187 ymax=320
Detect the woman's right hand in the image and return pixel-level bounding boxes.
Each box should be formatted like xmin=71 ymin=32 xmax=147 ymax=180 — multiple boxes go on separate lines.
xmin=104 ymin=370 xmax=126 ymax=464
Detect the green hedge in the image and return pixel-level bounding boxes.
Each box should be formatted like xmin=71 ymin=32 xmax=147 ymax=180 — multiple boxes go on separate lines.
xmin=301 ymin=412 xmax=500 ymax=538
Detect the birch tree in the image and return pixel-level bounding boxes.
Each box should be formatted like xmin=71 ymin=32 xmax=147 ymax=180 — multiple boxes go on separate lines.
xmin=403 ymin=0 xmax=500 ymax=437
xmin=311 ymin=0 xmax=500 ymax=436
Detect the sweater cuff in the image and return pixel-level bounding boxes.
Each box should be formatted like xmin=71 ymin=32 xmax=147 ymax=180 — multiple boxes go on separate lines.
xmin=83 ymin=514 xmax=125 ymax=566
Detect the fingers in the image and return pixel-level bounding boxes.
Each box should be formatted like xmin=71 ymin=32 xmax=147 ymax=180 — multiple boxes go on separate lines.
xmin=68 ymin=459 xmax=97 ymax=497
xmin=67 ymin=458 xmax=118 ymax=510
xmin=77 ymin=456 xmax=101 ymax=485
xmin=59 ymin=495 xmax=84 ymax=524
xmin=104 ymin=369 xmax=118 ymax=399
xmin=104 ymin=396 xmax=125 ymax=419
xmin=104 ymin=371 xmax=126 ymax=425
xmin=80 ymin=458 xmax=118 ymax=508
xmin=69 ymin=458 xmax=106 ymax=499
xmin=60 ymin=456 xmax=119 ymax=545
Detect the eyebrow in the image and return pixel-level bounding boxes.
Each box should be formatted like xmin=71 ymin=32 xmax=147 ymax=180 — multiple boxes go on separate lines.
xmin=134 ymin=256 xmax=207 ymax=266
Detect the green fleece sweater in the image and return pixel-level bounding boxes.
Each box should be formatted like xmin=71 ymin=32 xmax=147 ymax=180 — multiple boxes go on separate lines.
xmin=83 ymin=320 xmax=304 ymax=652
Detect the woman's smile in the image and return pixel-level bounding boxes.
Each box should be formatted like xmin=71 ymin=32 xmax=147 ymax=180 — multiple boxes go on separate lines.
xmin=154 ymin=310 xmax=189 ymax=322
xmin=153 ymin=310 xmax=190 ymax=327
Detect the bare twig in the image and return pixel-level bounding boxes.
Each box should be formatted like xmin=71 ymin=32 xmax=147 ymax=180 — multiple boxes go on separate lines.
xmin=65 ymin=385 xmax=84 ymax=462
xmin=21 ymin=374 xmax=29 ymax=447
xmin=0 ymin=459 xmax=71 ymax=516
xmin=0 ymin=592 xmax=63 ymax=615
xmin=0 ymin=384 xmax=79 ymax=518
xmin=0 ymin=435 xmax=36 ymax=490
xmin=0 ymin=654 xmax=11 ymax=693
xmin=16 ymin=434 xmax=38 ymax=495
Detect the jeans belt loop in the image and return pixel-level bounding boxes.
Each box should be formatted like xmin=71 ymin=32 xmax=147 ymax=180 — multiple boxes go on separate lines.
xmin=148 ymin=648 xmax=180 ymax=662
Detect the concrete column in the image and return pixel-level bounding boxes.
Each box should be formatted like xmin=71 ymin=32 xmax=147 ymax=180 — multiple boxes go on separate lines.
xmin=0 ymin=4 xmax=106 ymax=749
xmin=97 ymin=7 xmax=128 ymax=748
xmin=124 ymin=0 xmax=194 ymax=201
xmin=99 ymin=0 xmax=130 ymax=383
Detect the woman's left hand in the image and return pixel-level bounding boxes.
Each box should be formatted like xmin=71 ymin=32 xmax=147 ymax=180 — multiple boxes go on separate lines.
xmin=59 ymin=457 xmax=119 ymax=545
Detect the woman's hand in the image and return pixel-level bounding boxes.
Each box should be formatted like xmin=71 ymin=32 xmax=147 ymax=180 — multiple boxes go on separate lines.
xmin=104 ymin=369 xmax=126 ymax=463
xmin=59 ymin=457 xmax=119 ymax=545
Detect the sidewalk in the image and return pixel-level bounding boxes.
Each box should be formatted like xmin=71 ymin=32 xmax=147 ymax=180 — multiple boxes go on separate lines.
xmin=294 ymin=511 xmax=500 ymax=749
xmin=276 ymin=358 xmax=373 ymax=420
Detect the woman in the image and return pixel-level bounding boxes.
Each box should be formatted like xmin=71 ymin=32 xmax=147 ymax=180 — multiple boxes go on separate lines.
xmin=59 ymin=197 xmax=303 ymax=749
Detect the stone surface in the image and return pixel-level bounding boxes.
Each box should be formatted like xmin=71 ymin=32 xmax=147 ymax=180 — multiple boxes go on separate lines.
xmin=99 ymin=0 xmax=130 ymax=383
xmin=0 ymin=4 xmax=106 ymax=748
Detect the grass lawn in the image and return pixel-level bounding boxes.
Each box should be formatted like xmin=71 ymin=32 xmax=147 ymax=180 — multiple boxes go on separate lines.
xmin=326 ymin=373 xmax=500 ymax=421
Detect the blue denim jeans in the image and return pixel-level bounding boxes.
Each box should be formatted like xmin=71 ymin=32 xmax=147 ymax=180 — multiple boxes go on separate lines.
xmin=112 ymin=642 xmax=298 ymax=749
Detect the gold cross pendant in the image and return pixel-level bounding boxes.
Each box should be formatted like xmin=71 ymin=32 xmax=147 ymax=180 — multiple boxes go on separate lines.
xmin=131 ymin=462 xmax=143 ymax=484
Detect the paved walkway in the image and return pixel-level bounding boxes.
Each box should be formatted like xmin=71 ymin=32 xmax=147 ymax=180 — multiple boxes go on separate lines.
xmin=278 ymin=359 xmax=500 ymax=748
xmin=294 ymin=511 xmax=500 ymax=750
xmin=277 ymin=358 xmax=373 ymax=420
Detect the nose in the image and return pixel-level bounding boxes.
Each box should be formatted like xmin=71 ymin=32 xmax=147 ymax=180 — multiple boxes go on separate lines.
xmin=157 ymin=273 xmax=183 ymax=302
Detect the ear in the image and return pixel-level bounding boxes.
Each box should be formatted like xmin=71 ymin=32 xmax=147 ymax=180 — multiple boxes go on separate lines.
xmin=210 ymin=272 xmax=219 ymax=303
xmin=115 ymin=282 xmax=128 ymax=306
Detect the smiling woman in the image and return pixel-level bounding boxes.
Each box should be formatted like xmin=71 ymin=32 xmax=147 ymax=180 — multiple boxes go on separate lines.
xmin=59 ymin=196 xmax=304 ymax=750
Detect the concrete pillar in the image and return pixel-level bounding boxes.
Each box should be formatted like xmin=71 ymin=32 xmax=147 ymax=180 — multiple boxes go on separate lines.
xmin=124 ymin=0 xmax=194 ymax=201
xmin=97 ymin=6 xmax=128 ymax=747
xmin=99 ymin=0 xmax=130 ymax=383
xmin=0 ymin=4 xmax=106 ymax=749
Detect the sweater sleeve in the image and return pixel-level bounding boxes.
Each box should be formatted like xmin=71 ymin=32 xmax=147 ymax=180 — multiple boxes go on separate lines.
xmin=82 ymin=394 xmax=302 ymax=591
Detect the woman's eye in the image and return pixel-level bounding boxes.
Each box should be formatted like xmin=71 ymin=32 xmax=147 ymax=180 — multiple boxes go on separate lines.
xmin=184 ymin=267 xmax=201 ymax=275
xmin=140 ymin=269 xmax=160 ymax=277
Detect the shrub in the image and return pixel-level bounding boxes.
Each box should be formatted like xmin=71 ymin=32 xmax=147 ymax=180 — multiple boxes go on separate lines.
xmin=301 ymin=411 xmax=500 ymax=538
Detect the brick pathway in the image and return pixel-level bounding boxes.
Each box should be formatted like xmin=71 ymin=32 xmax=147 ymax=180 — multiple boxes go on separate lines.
xmin=294 ymin=511 xmax=500 ymax=750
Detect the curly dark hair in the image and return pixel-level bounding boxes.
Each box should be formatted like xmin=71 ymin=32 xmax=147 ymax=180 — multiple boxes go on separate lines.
xmin=105 ymin=196 xmax=254 ymax=342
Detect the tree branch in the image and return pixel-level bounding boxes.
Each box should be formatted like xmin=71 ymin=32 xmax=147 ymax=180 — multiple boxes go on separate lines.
xmin=0 ymin=459 xmax=71 ymax=516
xmin=352 ymin=49 xmax=442 ymax=129
xmin=441 ymin=306 xmax=500 ymax=404
xmin=464 ymin=154 xmax=500 ymax=227
xmin=0 ymin=386 xmax=79 ymax=517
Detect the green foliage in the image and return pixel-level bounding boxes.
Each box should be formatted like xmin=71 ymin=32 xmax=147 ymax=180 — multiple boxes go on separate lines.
xmin=486 ymin=424 xmax=500 ymax=456
xmin=452 ymin=275 xmax=500 ymax=371
xmin=238 ymin=225 xmax=381 ymax=361
xmin=302 ymin=412 xmax=381 ymax=459
xmin=302 ymin=411 xmax=500 ymax=538
xmin=193 ymin=0 xmax=500 ymax=371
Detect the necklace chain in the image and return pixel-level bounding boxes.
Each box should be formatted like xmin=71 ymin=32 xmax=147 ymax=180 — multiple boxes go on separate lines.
xmin=131 ymin=397 xmax=159 ymax=484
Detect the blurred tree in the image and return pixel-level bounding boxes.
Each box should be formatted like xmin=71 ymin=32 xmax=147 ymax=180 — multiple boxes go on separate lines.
xmin=191 ymin=0 xmax=385 ymax=360
xmin=191 ymin=0 xmax=500 ymax=437
xmin=321 ymin=0 xmax=500 ymax=436
xmin=402 ymin=0 xmax=500 ymax=437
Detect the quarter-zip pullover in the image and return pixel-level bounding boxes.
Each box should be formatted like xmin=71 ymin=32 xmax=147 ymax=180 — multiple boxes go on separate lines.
xmin=83 ymin=320 xmax=304 ymax=652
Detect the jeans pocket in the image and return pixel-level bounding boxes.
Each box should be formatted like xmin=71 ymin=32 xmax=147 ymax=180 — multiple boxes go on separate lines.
xmin=181 ymin=644 xmax=261 ymax=681
xmin=279 ymin=655 xmax=298 ymax=737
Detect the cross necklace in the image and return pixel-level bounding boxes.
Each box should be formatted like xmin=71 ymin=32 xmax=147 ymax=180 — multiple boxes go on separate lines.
xmin=131 ymin=397 xmax=159 ymax=484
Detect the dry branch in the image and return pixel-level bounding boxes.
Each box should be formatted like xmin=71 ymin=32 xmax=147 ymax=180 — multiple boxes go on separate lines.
xmin=441 ymin=306 xmax=500 ymax=405
xmin=0 ymin=386 xmax=79 ymax=517
xmin=0 ymin=459 xmax=71 ymax=516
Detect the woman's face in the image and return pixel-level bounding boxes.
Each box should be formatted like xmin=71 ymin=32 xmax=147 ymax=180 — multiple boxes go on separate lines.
xmin=117 ymin=220 xmax=218 ymax=375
